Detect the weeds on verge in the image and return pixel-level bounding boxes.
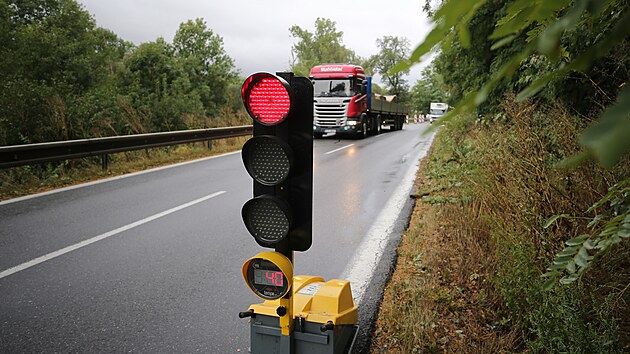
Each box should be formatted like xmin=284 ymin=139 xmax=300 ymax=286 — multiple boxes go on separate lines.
xmin=371 ymin=98 xmax=628 ymax=353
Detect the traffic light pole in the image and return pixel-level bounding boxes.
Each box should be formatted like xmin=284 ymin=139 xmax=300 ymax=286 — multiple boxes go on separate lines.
xmin=275 ymin=239 xmax=294 ymax=354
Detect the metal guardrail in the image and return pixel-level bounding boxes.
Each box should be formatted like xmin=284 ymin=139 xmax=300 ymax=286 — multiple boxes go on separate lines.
xmin=0 ymin=125 xmax=253 ymax=169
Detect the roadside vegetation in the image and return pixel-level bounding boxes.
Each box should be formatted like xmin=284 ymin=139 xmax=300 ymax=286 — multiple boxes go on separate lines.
xmin=371 ymin=0 xmax=629 ymax=352
xmin=372 ymin=105 xmax=629 ymax=352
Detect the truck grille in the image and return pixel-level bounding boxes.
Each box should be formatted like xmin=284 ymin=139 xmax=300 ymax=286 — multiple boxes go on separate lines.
xmin=314 ymin=99 xmax=351 ymax=127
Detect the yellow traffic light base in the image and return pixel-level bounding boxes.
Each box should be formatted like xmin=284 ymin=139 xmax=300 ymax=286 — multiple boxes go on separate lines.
xmin=242 ymin=272 xmax=359 ymax=354
xmin=248 ymin=275 xmax=358 ymax=326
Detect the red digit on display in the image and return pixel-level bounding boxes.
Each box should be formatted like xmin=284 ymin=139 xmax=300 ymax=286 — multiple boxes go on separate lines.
xmin=265 ymin=271 xmax=274 ymax=285
xmin=274 ymin=271 xmax=284 ymax=287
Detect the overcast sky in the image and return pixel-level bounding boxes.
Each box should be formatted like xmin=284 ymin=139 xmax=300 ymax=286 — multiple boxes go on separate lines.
xmin=76 ymin=0 xmax=433 ymax=85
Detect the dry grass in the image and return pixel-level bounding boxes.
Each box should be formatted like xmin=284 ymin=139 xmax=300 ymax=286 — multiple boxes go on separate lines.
xmin=370 ymin=155 xmax=520 ymax=353
xmin=0 ymin=136 xmax=248 ymax=202
xmin=370 ymin=97 xmax=629 ymax=353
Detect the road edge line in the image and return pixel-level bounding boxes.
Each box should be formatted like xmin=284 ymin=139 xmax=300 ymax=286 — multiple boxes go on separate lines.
xmin=340 ymin=132 xmax=436 ymax=303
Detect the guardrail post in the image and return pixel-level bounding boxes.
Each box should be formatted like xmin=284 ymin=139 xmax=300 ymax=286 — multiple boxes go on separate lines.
xmin=101 ymin=154 xmax=109 ymax=171
xmin=207 ymin=140 xmax=213 ymax=151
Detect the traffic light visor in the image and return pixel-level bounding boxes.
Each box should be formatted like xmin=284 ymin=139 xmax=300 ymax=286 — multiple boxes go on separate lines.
xmin=242 ymin=196 xmax=293 ymax=245
xmin=242 ymin=136 xmax=293 ymax=186
xmin=242 ymin=73 xmax=293 ymax=125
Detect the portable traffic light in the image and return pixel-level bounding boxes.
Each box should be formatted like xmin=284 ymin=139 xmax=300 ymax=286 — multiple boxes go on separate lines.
xmin=240 ymin=72 xmax=313 ymax=252
xmin=239 ymin=72 xmax=358 ymax=354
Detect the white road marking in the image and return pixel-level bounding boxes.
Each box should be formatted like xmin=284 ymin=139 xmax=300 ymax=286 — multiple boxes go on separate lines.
xmin=0 ymin=151 xmax=239 ymax=206
xmin=340 ymin=131 xmax=436 ymax=304
xmin=325 ymin=144 xmax=355 ymax=155
xmin=0 ymin=191 xmax=227 ymax=280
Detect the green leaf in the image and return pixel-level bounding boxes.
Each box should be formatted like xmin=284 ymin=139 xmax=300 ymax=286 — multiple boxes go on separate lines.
xmin=490 ymin=35 xmax=517 ymax=50
xmin=543 ymin=214 xmax=569 ymax=229
xmin=556 ymin=247 xmax=579 ymax=258
xmin=559 ymin=273 xmax=579 ymax=285
xmin=490 ymin=2 xmax=534 ymax=39
xmin=565 ymin=234 xmax=589 ymax=246
xmin=557 ymin=151 xmax=588 ymax=169
xmin=542 ymin=279 xmax=556 ymax=291
xmin=516 ymin=66 xmax=567 ymax=100
xmin=394 ymin=29 xmax=440 ymax=72
xmin=580 ymin=84 xmax=630 ymax=168
xmin=574 ymin=256 xmax=588 ymax=268
xmin=397 ymin=0 xmax=487 ymax=72
xmin=548 ymin=263 xmax=567 ymax=271
xmin=578 ymin=246 xmax=591 ymax=260
xmin=583 ymin=239 xmax=596 ymax=250
xmin=457 ymin=23 xmax=471 ymax=48
xmin=541 ymin=270 xmax=560 ymax=278
xmin=587 ymin=215 xmax=604 ymax=228
xmin=434 ymin=0 xmax=487 ymax=28
xmin=566 ymin=260 xmax=576 ymax=274
xmin=553 ymin=256 xmax=574 ymax=265
xmin=574 ymin=248 xmax=591 ymax=268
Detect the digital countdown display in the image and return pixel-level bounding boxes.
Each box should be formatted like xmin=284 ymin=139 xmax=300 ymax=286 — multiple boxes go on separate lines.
xmin=254 ymin=269 xmax=284 ymax=287
xmin=244 ymin=257 xmax=290 ymax=300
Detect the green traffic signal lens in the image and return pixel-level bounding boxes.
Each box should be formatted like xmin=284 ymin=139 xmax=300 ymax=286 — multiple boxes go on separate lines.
xmin=242 ymin=196 xmax=292 ymax=245
xmin=242 ymin=136 xmax=293 ymax=186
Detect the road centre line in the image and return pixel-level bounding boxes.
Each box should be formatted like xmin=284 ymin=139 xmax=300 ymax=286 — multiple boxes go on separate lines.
xmin=325 ymin=144 xmax=355 ymax=155
xmin=0 ymin=191 xmax=227 ymax=280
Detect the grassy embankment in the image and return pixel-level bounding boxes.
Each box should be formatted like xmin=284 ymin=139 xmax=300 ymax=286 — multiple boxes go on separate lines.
xmin=0 ymin=137 xmax=249 ymax=202
xmin=370 ymin=99 xmax=629 ymax=353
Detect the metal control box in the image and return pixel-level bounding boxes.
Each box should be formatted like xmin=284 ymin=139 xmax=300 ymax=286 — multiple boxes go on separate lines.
xmin=246 ymin=276 xmax=359 ymax=354
xmin=250 ymin=314 xmax=358 ymax=354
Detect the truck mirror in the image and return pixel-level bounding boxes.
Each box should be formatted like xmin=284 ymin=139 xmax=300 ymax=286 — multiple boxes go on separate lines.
xmin=361 ymin=80 xmax=368 ymax=94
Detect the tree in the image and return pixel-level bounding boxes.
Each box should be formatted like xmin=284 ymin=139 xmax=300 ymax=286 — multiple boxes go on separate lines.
xmin=173 ymin=18 xmax=237 ymax=116
xmin=369 ymin=36 xmax=411 ymax=101
xmin=289 ymin=18 xmax=361 ymax=77
xmin=410 ymin=63 xmax=448 ymax=114
xmin=0 ymin=0 xmax=128 ymax=144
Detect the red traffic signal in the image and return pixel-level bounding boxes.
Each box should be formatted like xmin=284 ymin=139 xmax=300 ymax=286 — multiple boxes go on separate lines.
xmin=241 ymin=73 xmax=294 ymax=126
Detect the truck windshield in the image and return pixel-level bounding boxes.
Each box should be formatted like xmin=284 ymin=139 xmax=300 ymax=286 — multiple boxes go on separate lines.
xmin=312 ymin=79 xmax=353 ymax=97
xmin=430 ymin=109 xmax=446 ymax=115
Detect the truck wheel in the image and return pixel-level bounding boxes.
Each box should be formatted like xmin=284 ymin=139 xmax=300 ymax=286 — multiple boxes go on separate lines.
xmin=314 ymin=132 xmax=323 ymax=139
xmin=376 ymin=116 xmax=382 ymax=135
xmin=360 ymin=121 xmax=368 ymax=139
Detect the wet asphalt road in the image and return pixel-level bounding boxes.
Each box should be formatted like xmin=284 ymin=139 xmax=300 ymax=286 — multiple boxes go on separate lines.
xmin=0 ymin=123 xmax=433 ymax=353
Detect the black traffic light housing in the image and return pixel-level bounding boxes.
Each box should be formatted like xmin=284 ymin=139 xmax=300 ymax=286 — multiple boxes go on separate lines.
xmin=241 ymin=72 xmax=313 ymax=252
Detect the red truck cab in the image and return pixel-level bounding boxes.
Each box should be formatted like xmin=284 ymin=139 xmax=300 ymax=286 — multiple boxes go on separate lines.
xmin=309 ymin=64 xmax=369 ymax=138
